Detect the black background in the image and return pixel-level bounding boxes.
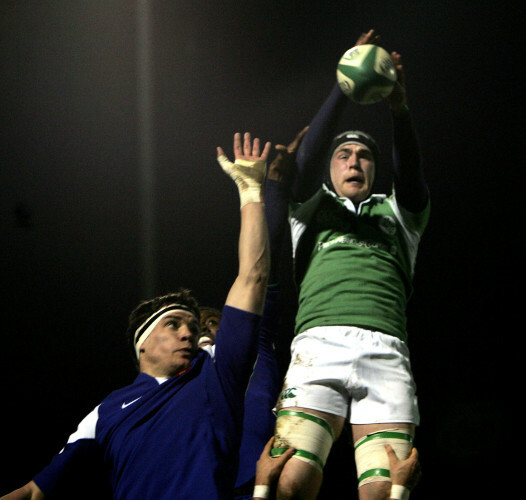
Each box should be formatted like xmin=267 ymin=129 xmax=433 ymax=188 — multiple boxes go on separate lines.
xmin=1 ymin=1 xmax=517 ymax=498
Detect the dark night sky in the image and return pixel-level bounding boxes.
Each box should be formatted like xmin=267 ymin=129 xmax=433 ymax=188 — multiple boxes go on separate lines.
xmin=1 ymin=1 xmax=518 ymax=498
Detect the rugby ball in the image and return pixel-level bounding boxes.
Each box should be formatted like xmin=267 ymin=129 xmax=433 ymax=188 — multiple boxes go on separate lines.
xmin=336 ymin=44 xmax=396 ymax=104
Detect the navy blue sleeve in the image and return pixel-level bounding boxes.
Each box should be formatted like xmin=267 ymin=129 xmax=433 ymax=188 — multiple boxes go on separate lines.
xmin=264 ymin=178 xmax=292 ymax=287
xmin=391 ymin=109 xmax=429 ymax=212
xmin=292 ymin=83 xmax=348 ymax=202
xmin=213 ymin=306 xmax=261 ymax=417
xmin=33 ymin=439 xmax=106 ymax=497
xmin=235 ymin=290 xmax=282 ymax=489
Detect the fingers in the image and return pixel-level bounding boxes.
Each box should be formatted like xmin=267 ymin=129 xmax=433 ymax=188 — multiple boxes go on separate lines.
xmin=261 ymin=140 xmax=271 ymax=160
xmin=243 ymin=132 xmax=253 ymax=157
xmin=262 ymin=436 xmax=295 ymax=462
xmin=391 ymin=51 xmax=402 ymax=66
xmin=262 ymin=435 xmax=275 ymax=453
xmin=385 ymin=443 xmax=397 ymax=462
xmin=242 ymin=132 xmax=262 ymax=158
xmin=233 ymin=132 xmax=243 ymax=158
xmin=391 ymin=52 xmax=405 ymax=84
xmin=280 ymin=445 xmax=296 ymax=461
xmin=228 ymin=132 xmax=270 ymax=161
xmin=287 ymin=126 xmax=309 ymax=152
xmin=356 ymin=29 xmax=380 ymax=46
xmin=271 ymin=444 xmax=296 ymax=469
xmin=391 ymin=52 xmax=404 ymax=73
xmin=217 ymin=153 xmax=233 ymax=174
xmin=385 ymin=444 xmax=419 ymax=468
xmin=273 ymin=126 xmax=309 ymax=155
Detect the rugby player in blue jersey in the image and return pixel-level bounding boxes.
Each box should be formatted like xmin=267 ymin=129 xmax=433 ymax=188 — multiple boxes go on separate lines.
xmin=1 ymin=132 xmax=271 ymax=500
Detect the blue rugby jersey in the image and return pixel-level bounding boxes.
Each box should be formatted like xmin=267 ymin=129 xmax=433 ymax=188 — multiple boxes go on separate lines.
xmin=234 ymin=290 xmax=282 ymax=495
xmin=33 ymin=305 xmax=261 ymax=500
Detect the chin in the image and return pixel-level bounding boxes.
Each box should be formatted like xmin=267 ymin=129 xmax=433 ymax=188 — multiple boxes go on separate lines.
xmin=348 ymin=190 xmax=369 ymax=203
xmin=168 ymin=363 xmax=190 ymax=377
xmin=343 ymin=191 xmax=361 ymax=202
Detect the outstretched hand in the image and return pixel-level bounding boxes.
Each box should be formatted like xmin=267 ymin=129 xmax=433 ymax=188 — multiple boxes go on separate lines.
xmin=267 ymin=126 xmax=308 ymax=183
xmin=218 ymin=131 xmax=271 ymax=164
xmin=217 ymin=132 xmax=271 ymax=207
xmin=387 ymin=51 xmax=408 ymax=111
xmin=354 ymin=28 xmax=381 ymax=47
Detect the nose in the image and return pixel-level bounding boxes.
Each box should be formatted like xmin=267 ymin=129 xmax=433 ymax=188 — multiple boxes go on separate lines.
xmin=346 ymin=152 xmax=360 ymax=169
xmin=177 ymin=323 xmax=193 ymax=341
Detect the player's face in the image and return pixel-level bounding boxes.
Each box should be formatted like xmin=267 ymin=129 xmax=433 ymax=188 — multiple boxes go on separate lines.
xmin=140 ymin=309 xmax=200 ymax=377
xmin=330 ymin=144 xmax=375 ymax=203
xmin=199 ymin=311 xmax=221 ymax=347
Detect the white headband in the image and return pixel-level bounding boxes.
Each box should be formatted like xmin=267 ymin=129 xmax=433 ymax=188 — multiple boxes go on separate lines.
xmin=134 ymin=304 xmax=197 ymax=359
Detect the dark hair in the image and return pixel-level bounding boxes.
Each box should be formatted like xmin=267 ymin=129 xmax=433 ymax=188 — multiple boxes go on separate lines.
xmin=126 ymin=288 xmax=200 ymax=366
xmin=199 ymin=306 xmax=222 ymax=319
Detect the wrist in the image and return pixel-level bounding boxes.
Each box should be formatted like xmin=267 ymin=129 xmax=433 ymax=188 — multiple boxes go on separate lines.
xmin=390 ymin=484 xmax=410 ymax=500
xmin=253 ymin=484 xmax=270 ymax=499
xmin=238 ymin=185 xmax=264 ymax=208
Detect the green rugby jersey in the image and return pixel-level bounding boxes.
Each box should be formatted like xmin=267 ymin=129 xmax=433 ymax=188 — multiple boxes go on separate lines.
xmin=291 ymin=187 xmax=429 ymax=342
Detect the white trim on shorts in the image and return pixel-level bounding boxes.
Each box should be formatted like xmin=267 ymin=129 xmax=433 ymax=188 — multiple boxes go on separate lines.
xmin=275 ymin=325 xmax=420 ymax=425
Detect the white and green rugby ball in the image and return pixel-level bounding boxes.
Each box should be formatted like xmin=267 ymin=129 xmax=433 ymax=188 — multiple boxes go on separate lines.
xmin=336 ymin=44 xmax=396 ymax=104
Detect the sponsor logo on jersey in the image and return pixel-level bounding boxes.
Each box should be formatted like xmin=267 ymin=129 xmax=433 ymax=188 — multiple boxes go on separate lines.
xmin=121 ymin=397 xmax=142 ymax=409
xmin=318 ymin=235 xmax=388 ymax=252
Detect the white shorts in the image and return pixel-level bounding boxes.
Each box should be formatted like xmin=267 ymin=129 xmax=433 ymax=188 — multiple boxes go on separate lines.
xmin=275 ymin=326 xmax=420 ymax=425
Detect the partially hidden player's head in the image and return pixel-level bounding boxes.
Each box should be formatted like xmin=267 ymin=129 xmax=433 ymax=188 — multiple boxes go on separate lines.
xmin=325 ymin=130 xmax=379 ymax=204
xmin=126 ymin=289 xmax=201 ymax=377
xmin=198 ymin=306 xmax=222 ymax=347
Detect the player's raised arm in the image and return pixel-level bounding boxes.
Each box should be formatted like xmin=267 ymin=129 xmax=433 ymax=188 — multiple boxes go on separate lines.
xmin=217 ymin=132 xmax=271 ymax=315
xmin=1 ymin=481 xmax=44 ymax=500
xmin=387 ymin=51 xmax=429 ymax=213
xmin=291 ymin=29 xmax=380 ymax=202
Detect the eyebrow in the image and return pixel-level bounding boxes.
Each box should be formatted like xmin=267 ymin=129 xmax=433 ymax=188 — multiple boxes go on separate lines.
xmin=163 ymin=315 xmax=200 ymax=334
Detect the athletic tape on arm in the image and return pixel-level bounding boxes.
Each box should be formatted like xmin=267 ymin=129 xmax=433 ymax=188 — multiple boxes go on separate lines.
xmin=217 ymin=155 xmax=266 ymax=208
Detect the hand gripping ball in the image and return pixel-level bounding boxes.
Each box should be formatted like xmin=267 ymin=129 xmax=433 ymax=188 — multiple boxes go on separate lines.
xmin=336 ymin=44 xmax=396 ymax=104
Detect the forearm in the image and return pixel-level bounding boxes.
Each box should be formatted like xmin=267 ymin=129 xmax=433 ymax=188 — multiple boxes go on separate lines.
xmin=225 ymin=201 xmax=269 ymax=315
xmin=1 ymin=481 xmax=45 ymax=500
xmin=292 ymin=83 xmax=348 ymax=201
xmin=391 ymin=109 xmax=428 ymax=212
